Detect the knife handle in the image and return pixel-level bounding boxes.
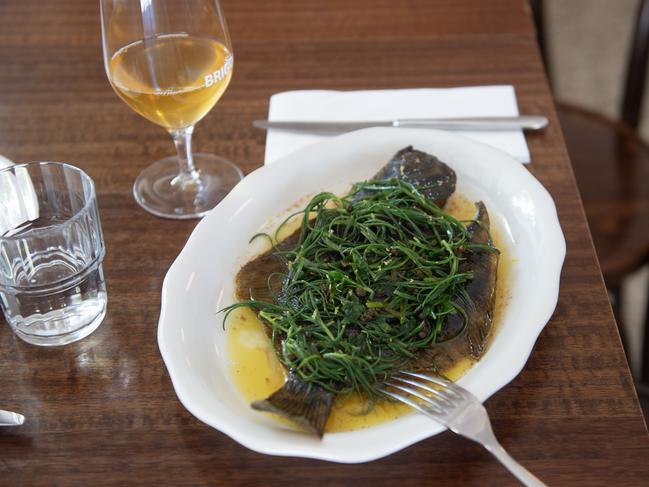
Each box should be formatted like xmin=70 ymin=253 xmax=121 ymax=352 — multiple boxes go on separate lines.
xmin=0 ymin=409 xmax=25 ymax=426
xmin=396 ymin=116 xmax=549 ymax=131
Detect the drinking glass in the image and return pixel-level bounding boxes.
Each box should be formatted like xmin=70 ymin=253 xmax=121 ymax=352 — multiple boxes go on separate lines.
xmin=100 ymin=0 xmax=243 ymax=219
xmin=0 ymin=162 xmax=107 ymax=346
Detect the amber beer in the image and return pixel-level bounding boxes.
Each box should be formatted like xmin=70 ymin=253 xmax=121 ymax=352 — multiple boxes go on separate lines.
xmin=108 ymin=33 xmax=233 ymax=129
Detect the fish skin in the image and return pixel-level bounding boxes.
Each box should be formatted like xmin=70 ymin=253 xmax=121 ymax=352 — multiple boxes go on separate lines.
xmin=238 ymin=148 xmax=497 ymax=436
xmin=460 ymin=202 xmax=499 ymax=357
xmin=370 ymin=145 xmax=457 ymax=207
xmin=415 ymin=201 xmax=499 ymax=371
xmin=251 ymin=373 xmax=335 ymax=438
xmin=236 ymin=249 xmax=286 ymax=304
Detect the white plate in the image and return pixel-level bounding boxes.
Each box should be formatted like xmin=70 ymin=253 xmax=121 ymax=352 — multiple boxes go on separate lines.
xmin=158 ymin=128 xmax=566 ymax=463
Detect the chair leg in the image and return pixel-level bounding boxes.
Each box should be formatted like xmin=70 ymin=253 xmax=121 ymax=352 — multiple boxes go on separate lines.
xmin=609 ymin=284 xmax=628 ymax=351
xmin=642 ymin=282 xmax=649 ymax=383
xmin=529 ymin=1 xmax=546 ymax=61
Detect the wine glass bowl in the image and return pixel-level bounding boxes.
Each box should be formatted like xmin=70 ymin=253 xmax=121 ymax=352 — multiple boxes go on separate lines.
xmin=100 ymin=0 xmax=242 ymax=219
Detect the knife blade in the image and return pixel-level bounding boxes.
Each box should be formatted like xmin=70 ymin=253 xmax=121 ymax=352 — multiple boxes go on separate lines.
xmin=253 ymin=116 xmax=548 ymax=133
xmin=0 ymin=409 xmax=25 ymax=426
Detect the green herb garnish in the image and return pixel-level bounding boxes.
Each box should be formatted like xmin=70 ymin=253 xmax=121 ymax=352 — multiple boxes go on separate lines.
xmin=222 ymin=178 xmax=493 ymax=398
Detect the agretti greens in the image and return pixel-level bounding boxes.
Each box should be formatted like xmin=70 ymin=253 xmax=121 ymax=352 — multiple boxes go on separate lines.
xmin=222 ymin=178 xmax=496 ymax=398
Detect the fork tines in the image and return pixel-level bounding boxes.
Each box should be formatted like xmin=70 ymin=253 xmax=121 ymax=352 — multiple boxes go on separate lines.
xmin=382 ymin=371 xmax=472 ymax=415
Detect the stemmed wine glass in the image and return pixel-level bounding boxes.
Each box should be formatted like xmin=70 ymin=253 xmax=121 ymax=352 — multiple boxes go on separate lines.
xmin=100 ymin=0 xmax=243 ymax=219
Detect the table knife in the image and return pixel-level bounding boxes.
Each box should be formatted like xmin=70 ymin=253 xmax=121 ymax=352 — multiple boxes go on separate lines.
xmin=0 ymin=409 xmax=25 ymax=426
xmin=253 ymin=116 xmax=548 ymax=133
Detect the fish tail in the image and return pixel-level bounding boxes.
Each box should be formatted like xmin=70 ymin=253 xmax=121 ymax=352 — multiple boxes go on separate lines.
xmin=251 ymin=374 xmax=335 ymax=437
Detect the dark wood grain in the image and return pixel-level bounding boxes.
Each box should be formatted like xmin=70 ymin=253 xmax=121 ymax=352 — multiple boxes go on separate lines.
xmin=0 ymin=1 xmax=647 ymax=485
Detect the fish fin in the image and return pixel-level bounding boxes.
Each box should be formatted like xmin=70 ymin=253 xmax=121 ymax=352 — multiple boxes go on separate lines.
xmin=464 ymin=202 xmax=498 ymax=358
xmin=466 ymin=201 xmax=491 ymax=241
xmin=439 ymin=202 xmax=498 ymax=358
xmin=466 ymin=308 xmax=493 ymax=357
xmin=251 ymin=374 xmax=335 ymax=438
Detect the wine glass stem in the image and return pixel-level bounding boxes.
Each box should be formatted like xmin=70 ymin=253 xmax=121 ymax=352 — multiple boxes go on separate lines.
xmin=169 ymin=126 xmax=200 ymax=186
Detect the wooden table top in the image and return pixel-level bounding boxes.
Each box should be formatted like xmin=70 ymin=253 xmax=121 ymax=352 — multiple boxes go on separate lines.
xmin=1 ymin=0 xmax=648 ymax=485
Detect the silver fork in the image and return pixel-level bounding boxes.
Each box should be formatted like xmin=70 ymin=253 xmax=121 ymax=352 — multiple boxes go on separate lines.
xmin=383 ymin=372 xmax=547 ymax=487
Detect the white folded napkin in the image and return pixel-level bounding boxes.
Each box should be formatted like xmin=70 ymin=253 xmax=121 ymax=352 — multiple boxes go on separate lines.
xmin=263 ymin=86 xmax=530 ymax=165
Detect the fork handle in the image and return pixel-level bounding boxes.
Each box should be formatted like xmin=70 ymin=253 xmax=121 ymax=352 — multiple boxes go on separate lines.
xmin=483 ymin=442 xmax=547 ymax=487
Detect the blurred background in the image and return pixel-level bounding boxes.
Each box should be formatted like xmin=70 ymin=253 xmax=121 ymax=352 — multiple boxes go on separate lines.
xmin=542 ymin=0 xmax=648 ymax=409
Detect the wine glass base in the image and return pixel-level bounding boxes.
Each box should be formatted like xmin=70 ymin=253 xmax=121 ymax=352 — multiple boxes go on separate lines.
xmin=133 ymin=153 xmax=244 ymax=219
